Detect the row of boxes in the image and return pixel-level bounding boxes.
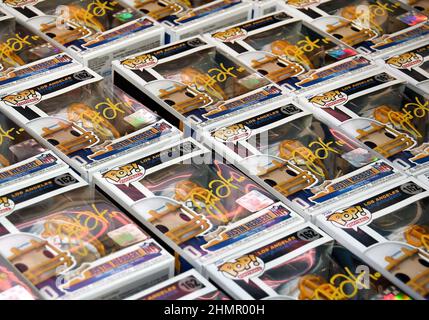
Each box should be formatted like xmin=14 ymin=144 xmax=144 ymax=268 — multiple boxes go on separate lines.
xmin=105 ymin=2 xmax=429 ymax=299
xmin=0 ymin=0 xmax=427 ymax=78
xmin=0 ymin=0 xmax=428 ymax=301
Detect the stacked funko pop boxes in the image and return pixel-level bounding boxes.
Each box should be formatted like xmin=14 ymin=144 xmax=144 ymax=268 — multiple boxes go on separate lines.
xmin=0 ymin=0 xmax=427 ymax=300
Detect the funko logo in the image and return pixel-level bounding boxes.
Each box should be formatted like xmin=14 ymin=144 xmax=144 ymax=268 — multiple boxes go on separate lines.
xmin=103 ymin=163 xmax=146 ymax=185
xmin=387 ymin=52 xmax=424 ymax=70
xmin=309 ymin=90 xmax=348 ymax=109
xmin=212 ymin=27 xmax=247 ymax=42
xmin=3 ymin=0 xmax=39 ymax=7
xmin=1 ymin=89 xmax=42 ymax=108
xmin=0 ymin=197 xmax=15 ymax=218
xmin=121 ymin=54 xmax=158 ymax=71
xmin=218 ymin=254 xmax=264 ymax=281
xmin=212 ymin=124 xmax=252 ymax=143
xmin=327 ymin=206 xmax=372 ymax=231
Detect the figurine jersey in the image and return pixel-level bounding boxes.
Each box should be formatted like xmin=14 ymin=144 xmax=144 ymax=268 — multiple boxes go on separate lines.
xmin=281 ymin=0 xmax=429 ymax=58
xmin=127 ymin=269 xmax=229 ymax=300
xmin=94 ymin=138 xmax=305 ymax=274
xmin=121 ymin=0 xmax=253 ymax=42
xmin=207 ymin=222 xmax=410 ymax=300
xmin=207 ymin=12 xmax=375 ymax=94
xmin=301 ymin=69 xmax=429 ymax=182
xmin=1 ymin=0 xmax=164 ymax=76
xmin=0 ymin=68 xmax=180 ymax=181
xmin=0 ymin=169 xmax=174 ymax=300
xmin=317 ymin=178 xmax=429 ymax=300
xmin=0 ymin=7 xmax=80 ymax=94
xmin=113 ymin=36 xmax=288 ymax=134
xmin=205 ymin=102 xmax=405 ymax=218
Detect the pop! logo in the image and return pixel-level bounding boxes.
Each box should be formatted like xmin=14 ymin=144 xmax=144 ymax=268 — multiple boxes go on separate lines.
xmin=327 ymin=206 xmax=372 ymax=231
xmin=387 ymin=52 xmax=424 ymax=70
xmin=310 ymin=90 xmax=348 ymax=109
xmin=102 ymin=163 xmax=145 ymax=185
xmin=1 ymin=89 xmax=42 ymax=108
xmin=218 ymin=254 xmax=264 ymax=281
xmin=212 ymin=27 xmax=247 ymax=42
xmin=2 ymin=0 xmax=40 ymax=7
xmin=0 ymin=197 xmax=14 ymax=218
xmin=121 ymin=54 xmax=158 ymax=71
xmin=212 ymin=124 xmax=251 ymax=143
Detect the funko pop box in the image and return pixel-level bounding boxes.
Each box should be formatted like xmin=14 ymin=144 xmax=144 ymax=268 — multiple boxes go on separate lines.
xmin=299 ymin=68 xmax=429 ymax=183
xmin=0 ymin=167 xmax=175 ymax=300
xmin=280 ymin=0 xmax=429 ymax=59
xmin=127 ymin=268 xmax=230 ymax=300
xmin=0 ymin=254 xmax=42 ymax=300
xmin=112 ymin=36 xmax=289 ymax=136
xmin=1 ymin=0 xmax=165 ymax=77
xmin=0 ymin=109 xmax=70 ymax=195
xmin=206 ymin=221 xmax=410 ymax=300
xmin=316 ymin=177 xmax=429 ymax=300
xmin=206 ymin=11 xmax=376 ymax=95
xmin=0 ymin=6 xmax=81 ymax=95
xmin=382 ymin=37 xmax=429 ymax=94
xmin=0 ymin=67 xmax=181 ymax=182
xmin=119 ymin=0 xmax=253 ymax=43
xmin=93 ymin=137 xmax=306 ymax=276
xmin=201 ymin=100 xmax=406 ymax=220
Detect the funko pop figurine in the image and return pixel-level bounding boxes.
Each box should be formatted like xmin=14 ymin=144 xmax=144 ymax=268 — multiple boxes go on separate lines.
xmin=405 ymin=225 xmax=429 ymax=251
xmin=0 ymin=13 xmax=67 ymax=85
xmin=373 ymin=105 xmax=421 ymax=138
xmin=37 ymin=2 xmax=139 ymax=46
xmin=67 ymin=102 xmax=121 ymax=140
xmin=158 ymin=84 xmax=212 ymax=114
xmin=270 ymin=40 xmax=314 ymax=69
xmin=326 ymin=19 xmax=377 ymax=47
xmin=40 ymin=21 xmax=93 ymax=45
xmin=179 ymin=67 xmax=227 ymax=100
xmin=174 ymin=180 xmax=230 ymax=224
xmin=385 ymin=247 xmax=429 ymax=298
xmin=298 ymin=275 xmax=342 ymax=300
xmin=39 ymin=4 xmax=105 ymax=44
xmin=0 ymin=42 xmax=26 ymax=68
xmin=9 ymin=237 xmax=73 ymax=286
xmin=173 ymin=0 xmax=226 ymax=24
xmin=279 ymin=140 xmax=328 ymax=178
xmin=148 ymin=202 xmax=210 ymax=244
xmin=41 ymin=121 xmax=99 ymax=155
xmin=251 ymin=55 xmax=303 ymax=83
xmin=257 ymin=160 xmax=316 ymax=197
xmin=0 ymin=114 xmax=50 ymax=175
xmin=40 ymin=213 xmax=110 ymax=264
xmin=355 ymin=123 xmax=415 ymax=157
xmin=134 ymin=0 xmax=183 ymax=19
